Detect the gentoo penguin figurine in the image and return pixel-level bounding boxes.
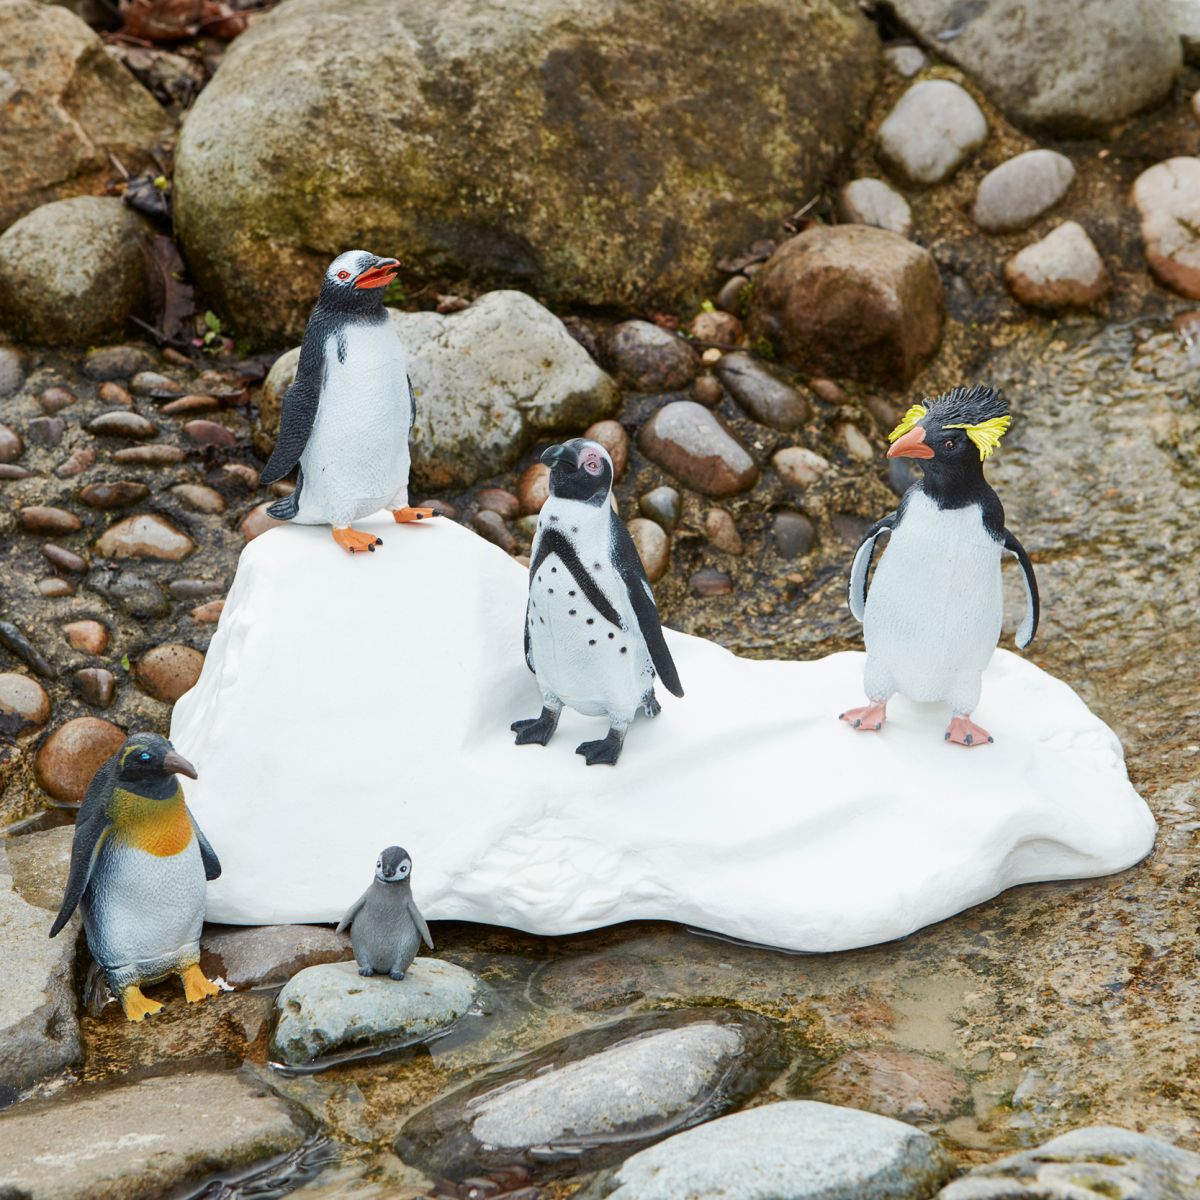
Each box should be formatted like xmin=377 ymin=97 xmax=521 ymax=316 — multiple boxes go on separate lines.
xmin=512 ymin=437 xmax=683 ymax=765
xmin=49 ymin=733 xmax=221 ymax=1021
xmin=260 ymin=249 xmax=437 ymax=553
xmin=336 ymin=846 xmax=432 ymax=980
xmin=840 ymin=385 xmax=1040 ymax=747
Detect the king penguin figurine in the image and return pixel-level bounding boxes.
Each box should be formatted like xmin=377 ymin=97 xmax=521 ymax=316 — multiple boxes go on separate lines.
xmin=259 ymin=250 xmax=437 ymax=553
xmin=840 ymin=385 xmax=1040 ymax=747
xmin=512 ymin=437 xmax=683 ymax=765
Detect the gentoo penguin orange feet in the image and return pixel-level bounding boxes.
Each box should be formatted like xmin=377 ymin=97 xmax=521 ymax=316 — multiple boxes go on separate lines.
xmin=120 ymin=986 xmax=164 ymax=1022
xmin=180 ymin=962 xmax=220 ymax=1003
xmin=390 ymin=506 xmax=439 ymax=524
xmin=332 ymin=527 xmax=383 ymax=553
xmin=840 ymin=702 xmax=887 ymax=732
xmin=945 ymin=715 xmax=993 ymax=747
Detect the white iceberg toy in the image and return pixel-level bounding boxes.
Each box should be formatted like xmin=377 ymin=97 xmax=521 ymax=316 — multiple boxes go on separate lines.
xmin=172 ymin=514 xmax=1155 ymax=953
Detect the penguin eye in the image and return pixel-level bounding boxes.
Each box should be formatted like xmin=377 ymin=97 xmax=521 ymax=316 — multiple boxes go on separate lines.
xmin=582 ymin=456 xmax=602 ymax=476
xmin=943 ymin=438 xmax=955 ymax=450
xmin=337 ymin=270 xmax=350 ymax=281
xmin=138 ymin=752 xmax=152 ymax=762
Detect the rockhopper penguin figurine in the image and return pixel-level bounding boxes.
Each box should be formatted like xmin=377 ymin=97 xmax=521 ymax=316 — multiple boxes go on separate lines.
xmin=337 ymin=846 xmax=433 ymax=979
xmin=512 ymin=438 xmax=684 ymax=765
xmin=259 ymin=250 xmax=437 ymax=553
xmin=49 ymin=733 xmax=222 ymax=1021
xmin=840 ymin=385 xmax=1039 ymax=746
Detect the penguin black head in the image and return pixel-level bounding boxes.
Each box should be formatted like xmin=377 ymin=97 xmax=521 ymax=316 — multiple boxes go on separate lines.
xmin=540 ymin=438 xmax=613 ymax=505
xmin=317 ymin=250 xmax=400 ymax=317
xmin=887 ymin=385 xmax=1011 ymax=484
xmin=375 ymin=846 xmax=412 ymax=884
xmin=116 ymin=733 xmax=198 ymax=790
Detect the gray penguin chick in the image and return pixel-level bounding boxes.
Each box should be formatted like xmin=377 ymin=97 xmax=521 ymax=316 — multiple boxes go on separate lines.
xmin=336 ymin=846 xmax=433 ymax=980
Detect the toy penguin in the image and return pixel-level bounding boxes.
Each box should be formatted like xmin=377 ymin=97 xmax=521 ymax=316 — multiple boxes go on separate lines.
xmin=49 ymin=733 xmax=221 ymax=1021
xmin=840 ymin=385 xmax=1039 ymax=746
xmin=336 ymin=846 xmax=432 ymax=980
xmin=512 ymin=438 xmax=684 ymax=766
xmin=259 ymin=249 xmax=437 ymax=554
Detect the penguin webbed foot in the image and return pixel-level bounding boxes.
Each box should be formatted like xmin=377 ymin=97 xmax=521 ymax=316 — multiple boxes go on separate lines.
xmin=945 ymin=715 xmax=993 ymax=747
xmin=120 ymin=985 xmax=164 ymax=1022
xmin=839 ymin=702 xmax=888 ymax=732
xmin=358 ymin=965 xmax=377 ymax=977
xmin=388 ymin=969 xmax=406 ymax=981
xmin=180 ymin=963 xmax=220 ymax=1004
xmin=576 ymin=727 xmax=625 ymax=766
xmin=332 ymin=526 xmax=383 ymax=554
xmin=390 ymin=506 xmax=438 ymax=524
xmin=512 ymin=706 xmax=560 ymax=746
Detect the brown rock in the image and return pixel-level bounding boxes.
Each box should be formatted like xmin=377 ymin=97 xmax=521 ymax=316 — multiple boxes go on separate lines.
xmin=517 ymin=463 xmax=551 ymax=515
xmin=161 ymin=394 xmax=220 ymax=416
xmin=704 ymin=508 xmax=744 ymax=555
xmin=63 ymin=620 xmax=108 ymax=655
xmin=112 ymin=445 xmax=187 ymax=465
xmin=40 ymin=544 xmax=87 ymax=573
xmin=773 ymin=510 xmax=817 ymax=558
xmin=97 ymin=381 xmax=134 ymax=408
xmin=134 ymin=643 xmax=205 ymax=703
xmin=716 ymin=274 xmax=750 ymax=314
xmin=184 ymin=419 xmax=238 ymax=448
xmin=37 ymin=577 xmax=74 ymax=598
xmin=86 ymin=411 xmax=156 ymax=439
xmin=95 ymin=514 xmax=195 ymax=561
xmin=0 ymin=464 xmax=32 ymax=480
xmin=690 ymin=309 xmax=744 ymax=345
xmin=809 ymin=378 xmax=848 ymax=406
xmin=748 ymin=225 xmax=943 ymax=386
xmin=689 ymin=568 xmax=732 ymax=597
xmin=638 ymin=400 xmax=758 ymax=497
xmin=35 ymin=716 xmax=126 ymax=805
xmin=241 ymin=502 xmax=284 ymax=542
xmin=476 ymin=488 xmax=520 ymax=520
xmin=84 ymin=346 xmax=154 ymax=381
xmin=773 ymin=446 xmax=831 ymax=488
xmin=200 ymin=924 xmax=352 ymax=991
xmin=17 ymin=506 xmax=81 ymax=535
xmin=39 ymin=386 xmax=75 ymax=414
xmin=217 ymin=463 xmax=260 ymax=490
xmin=605 ymin=321 xmax=698 ymax=392
xmin=584 ymin=419 xmax=630 ymax=478
xmin=1131 ymin=157 xmax=1200 ymax=299
xmin=714 ymin=352 xmax=809 ymax=431
xmin=691 ymin=375 xmax=723 ymax=408
xmin=74 ymin=667 xmax=115 ymax=708
xmin=839 ymin=424 xmax=875 ymax=462
xmin=0 ymin=673 xmax=50 ymax=736
xmin=170 ymin=484 xmax=226 ymax=514
xmin=810 ymin=1047 xmax=970 ymax=1122
xmin=131 ymin=371 xmax=181 ymax=397
xmin=191 ymin=599 xmax=225 ymax=623
xmin=472 ymin=509 xmax=517 ymax=554
xmin=78 ymin=481 xmax=149 ymax=509
xmin=0 ymin=423 xmax=22 ymax=463
xmin=54 ymin=446 xmax=96 ymax=478
xmin=1004 ymin=221 xmax=1111 ymax=310
xmin=626 ymin=517 xmax=669 ymax=583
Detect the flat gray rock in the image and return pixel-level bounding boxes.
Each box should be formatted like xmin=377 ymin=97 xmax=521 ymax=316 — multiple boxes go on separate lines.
xmin=588 ymin=1100 xmax=952 ymax=1199
xmin=839 ymin=177 xmax=913 ymax=238
xmin=973 ymin=150 xmax=1076 ymax=233
xmin=0 ymin=1069 xmax=310 ymax=1200
xmin=201 ymin=923 xmax=352 ymax=990
xmin=270 ymin=957 xmax=478 ymax=1067
xmin=714 ymin=352 xmax=810 ymax=431
xmin=877 ymin=80 xmax=987 ymax=185
xmin=938 ymin=1125 xmax=1200 ymax=1198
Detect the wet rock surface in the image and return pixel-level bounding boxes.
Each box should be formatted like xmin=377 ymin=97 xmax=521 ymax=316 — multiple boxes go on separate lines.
xmin=1132 ymin=156 xmax=1200 ymax=298
xmin=638 ymin=401 xmax=758 ymax=497
xmin=714 ymin=352 xmax=810 ymax=431
xmin=811 ymin=1047 xmax=970 ymax=1123
xmin=1004 ymin=222 xmax=1111 ymax=309
xmin=201 ymin=924 xmax=352 ymax=991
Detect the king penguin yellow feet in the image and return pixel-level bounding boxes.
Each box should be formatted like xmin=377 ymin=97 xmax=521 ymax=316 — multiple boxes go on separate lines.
xmin=180 ymin=963 xmax=220 ymax=1003
xmin=946 ymin=716 xmax=993 ymax=747
xmin=840 ymin=702 xmax=887 ymax=732
xmin=390 ymin=506 xmax=438 ymax=523
xmin=120 ymin=985 xmax=164 ymax=1022
xmin=332 ymin=527 xmax=383 ymax=553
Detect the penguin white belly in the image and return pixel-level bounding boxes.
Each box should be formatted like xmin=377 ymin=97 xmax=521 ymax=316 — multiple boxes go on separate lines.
xmin=85 ymin=837 xmax=206 ymax=984
xmin=295 ymin=322 xmax=412 ymax=527
xmin=863 ymin=493 xmax=1003 ymax=705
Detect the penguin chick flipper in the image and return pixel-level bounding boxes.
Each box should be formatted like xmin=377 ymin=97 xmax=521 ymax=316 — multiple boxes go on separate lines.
xmin=408 ymin=898 xmax=434 ymax=950
xmin=120 ymin=986 xmax=164 ymax=1022
xmin=945 ymin=716 xmax=993 ymax=747
xmin=839 ymin=702 xmax=887 ymax=732
xmin=331 ymin=527 xmax=383 ymax=554
xmin=179 ymin=963 xmax=219 ymax=1003
xmin=390 ymin=506 xmax=439 ymax=523
xmin=576 ymin=726 xmax=625 ymax=766
xmin=336 ymin=888 xmax=370 ymax=935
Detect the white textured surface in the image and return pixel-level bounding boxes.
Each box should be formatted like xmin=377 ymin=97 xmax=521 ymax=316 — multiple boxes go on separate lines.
xmin=171 ymin=514 xmax=1156 ymax=953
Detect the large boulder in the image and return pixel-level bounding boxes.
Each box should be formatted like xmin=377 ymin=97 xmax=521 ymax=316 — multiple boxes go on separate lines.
xmin=0 ymin=0 xmax=168 ymax=232
xmin=258 ymin=291 xmax=620 ymax=491
xmin=883 ymin=0 xmax=1182 ymax=135
xmin=174 ymin=0 xmax=880 ymax=342
xmin=0 ymin=197 xmax=152 ymax=345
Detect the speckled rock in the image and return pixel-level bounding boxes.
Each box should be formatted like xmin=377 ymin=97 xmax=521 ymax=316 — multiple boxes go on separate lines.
xmin=201 ymin=924 xmax=352 ymax=991
xmin=62 ymin=620 xmax=108 ymax=655
xmin=704 ymin=508 xmax=744 ymax=555
xmin=689 ymin=308 xmax=743 ymax=345
xmin=113 ymin=445 xmax=185 ymax=466
xmin=95 ymin=514 xmax=195 ymax=561
xmin=134 ymin=643 xmax=204 ymax=704
xmin=1005 ymin=221 xmax=1111 ymax=309
xmin=876 ymin=80 xmax=987 ymax=185
xmin=1131 ymin=157 xmax=1200 ymax=299
xmin=748 ymin=225 xmax=943 ymax=386
xmin=638 ymin=401 xmax=758 ymax=497
xmin=973 ymin=150 xmax=1076 ymax=233
xmin=605 ymin=321 xmax=698 ymax=392
xmin=0 ymin=674 xmax=50 ymax=737
xmin=691 ymin=374 xmax=724 ymax=408
xmin=839 ymin=178 xmax=913 ymax=238
xmin=627 ymin=517 xmax=669 ymax=583
xmin=34 ymin=716 xmax=125 ymax=806
xmin=41 ymin=544 xmax=87 ymax=574
xmin=714 ymin=352 xmax=809 ymax=431
xmin=0 ymin=198 xmax=151 ymax=345
xmin=811 ymin=1048 xmax=970 ymax=1123
xmin=774 ymin=446 xmax=831 ymax=489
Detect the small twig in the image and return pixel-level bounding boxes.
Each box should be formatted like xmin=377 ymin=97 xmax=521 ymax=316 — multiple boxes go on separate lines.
xmin=126 ymin=314 xmax=197 ymax=352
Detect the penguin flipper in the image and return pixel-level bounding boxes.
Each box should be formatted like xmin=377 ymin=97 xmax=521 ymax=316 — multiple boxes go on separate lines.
xmin=265 ymin=466 xmax=304 ymax=522
xmin=610 ymin=512 xmax=683 ymax=699
xmin=523 ymin=599 xmax=535 ymax=673
xmin=49 ymin=758 xmax=119 ymax=937
xmin=1004 ymin=528 xmax=1040 ymax=649
xmin=409 ymin=898 xmax=434 ymax=950
xmin=848 ymin=512 xmax=897 ymax=622
xmin=191 ymin=819 xmax=222 ymax=881
xmin=336 ymin=888 xmax=370 ymax=935
xmin=260 ymin=329 xmax=328 ymax=484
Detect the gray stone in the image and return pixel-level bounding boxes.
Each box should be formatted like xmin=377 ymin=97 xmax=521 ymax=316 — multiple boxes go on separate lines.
xmin=82 ymin=345 xmax=155 ymax=381
xmin=270 ymin=957 xmax=478 ymax=1067
xmin=396 ymin=1009 xmax=784 ymax=1182
xmin=0 ymin=347 xmax=25 ymax=397
xmin=0 ymin=1069 xmax=311 ymax=1200
xmin=773 ymin=446 xmax=831 ymax=489
xmin=938 ymin=1125 xmax=1200 ymax=1198
xmin=638 ymin=485 xmax=682 ymax=533
xmin=877 ymin=80 xmax=987 ymax=186
xmin=0 ymin=837 xmax=81 ymax=1097
xmin=4 ymin=826 xmax=73 ymax=912
xmin=1004 ymin=221 xmax=1110 ymax=310
xmin=1170 ymin=0 xmax=1200 ymax=61
xmin=201 ymin=924 xmax=352 ymax=990
xmin=713 ymin=352 xmax=809 ymax=431
xmin=1131 ymin=157 xmax=1200 ymax=300
xmin=638 ymin=401 xmax=759 ymax=497
xmin=973 ymin=150 xmax=1076 ymax=233
xmin=885 ymin=0 xmax=1182 ymax=135
xmin=605 ymin=321 xmax=698 ymax=392
xmin=173 ymin=0 xmax=879 ymax=341
xmin=259 ymin=292 xmax=618 ymax=491
xmin=588 ymin=1100 xmax=952 ymax=1200
xmin=773 ymin=511 xmax=817 ymax=558
xmin=884 ymin=44 xmax=927 ymax=76
xmin=839 ymin=177 xmax=913 ymax=238
xmin=0 ymin=198 xmax=151 ymax=345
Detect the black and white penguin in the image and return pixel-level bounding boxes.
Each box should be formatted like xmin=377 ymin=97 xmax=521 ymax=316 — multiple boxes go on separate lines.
xmin=336 ymin=846 xmax=432 ymax=980
xmin=511 ymin=438 xmax=684 ymax=766
xmin=840 ymin=385 xmax=1039 ymax=747
xmin=260 ymin=250 xmax=437 ymax=554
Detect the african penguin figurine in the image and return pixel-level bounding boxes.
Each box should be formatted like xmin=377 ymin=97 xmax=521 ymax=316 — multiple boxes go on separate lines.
xmin=49 ymin=733 xmax=221 ymax=1021
xmin=512 ymin=437 xmax=684 ymax=766
xmin=260 ymin=250 xmax=437 ymax=554
xmin=840 ymin=385 xmax=1040 ymax=747
xmin=336 ymin=846 xmax=433 ymax=980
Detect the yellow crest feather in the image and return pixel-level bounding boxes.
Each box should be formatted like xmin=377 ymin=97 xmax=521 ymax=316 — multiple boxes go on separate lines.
xmin=888 ymin=404 xmax=928 ymax=443
xmin=944 ymin=414 xmax=1012 ymax=460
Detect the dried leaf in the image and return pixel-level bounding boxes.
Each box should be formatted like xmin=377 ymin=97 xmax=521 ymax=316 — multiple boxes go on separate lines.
xmin=142 ymin=235 xmax=196 ymax=342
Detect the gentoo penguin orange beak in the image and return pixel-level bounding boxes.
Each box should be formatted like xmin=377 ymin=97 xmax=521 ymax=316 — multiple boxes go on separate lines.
xmin=353 ymin=258 xmax=400 ymax=290
xmin=162 ymin=750 xmax=198 ymax=779
xmin=887 ymin=425 xmax=935 ymax=460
